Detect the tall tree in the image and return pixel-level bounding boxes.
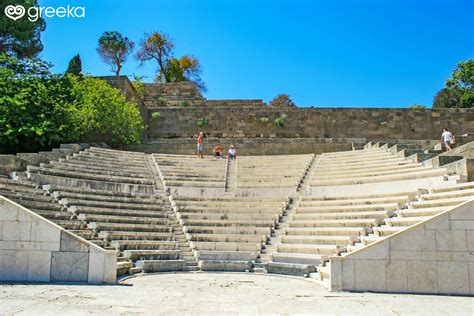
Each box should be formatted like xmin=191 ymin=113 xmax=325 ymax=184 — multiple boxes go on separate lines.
xmin=433 ymin=59 xmax=474 ymax=108
xmin=135 ymin=31 xmax=206 ymax=92
xmin=268 ymin=94 xmax=297 ymax=108
xmin=97 ymin=31 xmax=134 ymax=76
xmin=0 ymin=0 xmax=46 ymax=58
xmin=65 ymin=54 xmax=82 ymax=76
xmin=433 ymin=88 xmax=463 ymax=109
xmin=166 ymin=55 xmax=206 ymax=92
xmin=135 ymin=32 xmax=174 ymax=82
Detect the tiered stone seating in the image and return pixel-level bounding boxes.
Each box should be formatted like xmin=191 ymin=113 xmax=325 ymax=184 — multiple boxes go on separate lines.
xmin=237 ymin=155 xmax=312 ymax=190
xmin=366 ymin=182 xmax=474 ymax=241
xmin=171 ymin=195 xmax=289 ymax=271
xmin=271 ymin=147 xmax=450 ymax=269
xmin=22 ymin=147 xmax=192 ymax=274
xmin=27 ymin=148 xmax=155 ymax=194
xmin=157 ymin=154 xmax=313 ymax=270
xmin=154 ymin=154 xmax=226 ymax=188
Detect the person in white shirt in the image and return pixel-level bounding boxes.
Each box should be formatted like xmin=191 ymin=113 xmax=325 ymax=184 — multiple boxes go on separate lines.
xmin=227 ymin=145 xmax=237 ymax=159
xmin=441 ymin=128 xmax=455 ymax=151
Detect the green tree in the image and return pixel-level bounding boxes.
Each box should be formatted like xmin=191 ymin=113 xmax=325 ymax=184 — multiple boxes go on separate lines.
xmin=97 ymin=31 xmax=134 ymax=76
xmin=166 ymin=56 xmax=206 ymax=92
xmin=433 ymin=88 xmax=463 ymax=109
xmin=0 ymin=54 xmax=79 ymax=150
xmin=268 ymin=94 xmax=297 ymax=108
xmin=136 ymin=31 xmax=206 ymax=91
xmin=433 ymin=59 xmax=474 ymax=108
xmin=71 ymin=77 xmax=145 ymax=144
xmin=65 ymin=54 xmax=82 ymax=76
xmin=0 ymin=0 xmax=46 ymax=58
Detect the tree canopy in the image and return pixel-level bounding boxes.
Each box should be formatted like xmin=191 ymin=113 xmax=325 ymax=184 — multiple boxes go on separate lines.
xmin=0 ymin=0 xmax=46 ymax=58
xmin=0 ymin=54 xmax=144 ymax=151
xmin=135 ymin=31 xmax=206 ymax=92
xmin=66 ymin=54 xmax=82 ymax=76
xmin=268 ymin=94 xmax=297 ymax=108
xmin=433 ymin=59 xmax=473 ymax=108
xmin=97 ymin=31 xmax=134 ymax=76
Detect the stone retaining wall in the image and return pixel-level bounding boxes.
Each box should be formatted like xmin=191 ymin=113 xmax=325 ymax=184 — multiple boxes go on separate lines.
xmin=0 ymin=196 xmax=117 ymax=283
xmin=330 ymin=200 xmax=474 ymax=295
xmin=146 ymin=107 xmax=474 ymax=140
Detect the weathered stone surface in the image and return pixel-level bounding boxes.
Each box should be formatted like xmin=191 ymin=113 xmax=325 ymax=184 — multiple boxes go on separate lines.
xmin=135 ymin=259 xmax=185 ymax=272
xmin=59 ymin=231 xmax=90 ymax=253
xmin=266 ymin=262 xmax=316 ymax=276
xmin=198 ymin=260 xmax=252 ymax=272
xmin=50 ymin=251 xmax=89 ymax=282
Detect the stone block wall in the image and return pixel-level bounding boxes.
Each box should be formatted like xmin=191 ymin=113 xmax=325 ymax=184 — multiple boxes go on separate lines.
xmin=146 ymin=107 xmax=474 ymax=140
xmin=0 ymin=197 xmax=116 ymax=283
xmin=330 ymin=200 xmax=474 ymax=295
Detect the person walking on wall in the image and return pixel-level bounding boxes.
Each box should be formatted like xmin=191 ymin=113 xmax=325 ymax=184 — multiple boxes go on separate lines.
xmin=197 ymin=132 xmax=205 ymax=158
xmin=441 ymin=128 xmax=455 ymax=151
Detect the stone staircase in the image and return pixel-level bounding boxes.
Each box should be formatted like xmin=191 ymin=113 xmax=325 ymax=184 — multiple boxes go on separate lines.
xmin=224 ymin=158 xmax=237 ymax=192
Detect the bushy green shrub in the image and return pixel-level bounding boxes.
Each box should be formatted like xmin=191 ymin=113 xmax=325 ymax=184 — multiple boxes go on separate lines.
xmin=71 ymin=76 xmax=145 ymax=144
xmin=151 ymin=112 xmax=161 ymax=120
xmin=197 ymin=117 xmax=208 ymax=127
xmin=260 ymin=117 xmax=269 ymax=124
xmin=0 ymin=54 xmax=145 ymax=150
xmin=0 ymin=54 xmax=79 ymax=149
xmin=274 ymin=114 xmax=287 ymax=128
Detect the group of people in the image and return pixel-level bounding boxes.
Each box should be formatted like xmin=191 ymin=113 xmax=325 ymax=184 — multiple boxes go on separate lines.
xmin=197 ymin=132 xmax=237 ymax=159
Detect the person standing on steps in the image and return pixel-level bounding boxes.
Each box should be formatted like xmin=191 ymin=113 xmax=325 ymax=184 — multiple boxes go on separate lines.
xmin=197 ymin=132 xmax=205 ymax=158
xmin=441 ymin=128 xmax=455 ymax=151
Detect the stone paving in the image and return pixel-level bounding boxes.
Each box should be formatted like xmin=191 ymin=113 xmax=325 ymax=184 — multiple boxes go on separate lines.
xmin=0 ymin=272 xmax=472 ymax=315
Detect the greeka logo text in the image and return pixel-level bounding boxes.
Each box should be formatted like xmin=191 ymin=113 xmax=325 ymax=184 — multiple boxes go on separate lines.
xmin=4 ymin=4 xmax=85 ymax=22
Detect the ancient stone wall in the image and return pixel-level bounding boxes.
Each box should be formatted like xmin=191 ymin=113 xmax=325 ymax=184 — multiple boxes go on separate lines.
xmin=146 ymin=107 xmax=474 ymax=140
xmin=331 ymin=200 xmax=474 ymax=295
xmin=0 ymin=197 xmax=116 ymax=283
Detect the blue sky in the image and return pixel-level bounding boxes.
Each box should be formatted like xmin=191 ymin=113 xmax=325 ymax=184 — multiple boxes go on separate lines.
xmin=39 ymin=0 xmax=473 ymax=107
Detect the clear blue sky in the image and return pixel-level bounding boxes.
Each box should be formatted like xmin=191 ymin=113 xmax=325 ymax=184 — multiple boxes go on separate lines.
xmin=39 ymin=0 xmax=473 ymax=107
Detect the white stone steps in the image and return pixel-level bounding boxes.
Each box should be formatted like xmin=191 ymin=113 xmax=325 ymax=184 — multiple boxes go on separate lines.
xmin=190 ymin=241 xmax=262 ymax=252
xmin=99 ymin=231 xmax=174 ymax=241
xmin=111 ymin=240 xmax=178 ymax=251
xmin=79 ymin=214 xmax=169 ymax=225
xmin=386 ymin=216 xmax=431 ymax=227
xmin=299 ymin=196 xmax=410 ymax=207
xmin=72 ymin=206 xmax=168 ymax=218
xmin=281 ymin=235 xmax=354 ymax=245
xmin=314 ymin=165 xmax=431 ymax=180
xmin=186 ymin=233 xmax=267 ymax=243
xmin=183 ymin=226 xmax=272 ymax=235
xmin=373 ymin=225 xmax=404 ymax=236
xmin=398 ymin=206 xmax=448 ymax=217
xmin=421 ymin=188 xmax=474 ymax=200
xmin=285 ymin=227 xmax=366 ymax=236
xmin=271 ymin=252 xmax=327 ymax=265
xmin=180 ymin=219 xmax=276 ymax=227
xmin=177 ymin=212 xmax=280 ymax=221
xmin=312 ymin=169 xmax=446 ymax=186
xmin=88 ymin=222 xmax=171 ymax=232
xmin=289 ymin=218 xmax=379 ymax=228
xmin=409 ymin=196 xmax=474 ymax=208
xmin=430 ymin=181 xmax=474 ymax=193
xmin=195 ymin=250 xmax=258 ymax=261
xmin=277 ymin=244 xmax=340 ymax=255
xmin=296 ymin=203 xmax=400 ymax=213
xmin=292 ymin=210 xmax=390 ymax=220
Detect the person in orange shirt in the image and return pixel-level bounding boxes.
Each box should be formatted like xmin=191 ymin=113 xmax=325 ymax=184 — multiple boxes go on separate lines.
xmin=197 ymin=132 xmax=204 ymax=158
xmin=213 ymin=144 xmax=223 ymax=159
